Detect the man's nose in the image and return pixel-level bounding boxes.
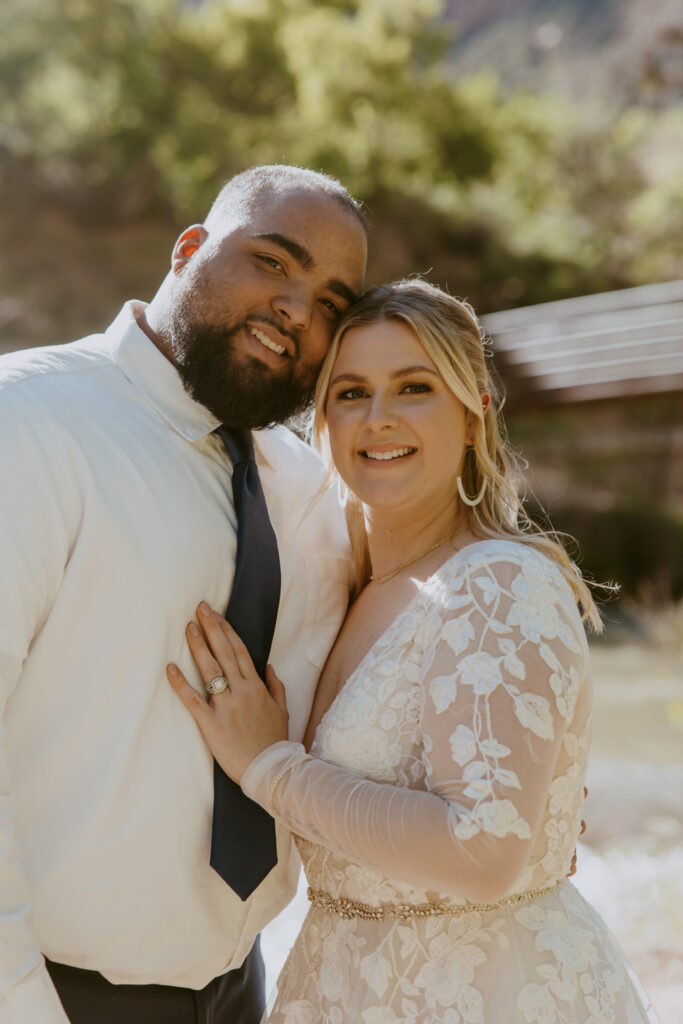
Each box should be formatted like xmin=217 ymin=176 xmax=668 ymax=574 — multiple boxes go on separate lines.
xmin=272 ymin=287 xmax=313 ymax=331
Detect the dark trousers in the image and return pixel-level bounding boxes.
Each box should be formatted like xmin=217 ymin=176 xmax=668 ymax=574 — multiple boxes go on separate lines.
xmin=45 ymin=938 xmax=265 ymax=1024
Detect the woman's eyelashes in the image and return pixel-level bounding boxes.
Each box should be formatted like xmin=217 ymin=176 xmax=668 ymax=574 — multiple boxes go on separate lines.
xmin=335 ymin=385 xmax=368 ymax=401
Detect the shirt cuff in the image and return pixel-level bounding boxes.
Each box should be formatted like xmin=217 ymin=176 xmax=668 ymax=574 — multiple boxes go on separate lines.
xmin=240 ymin=741 xmax=308 ymax=812
xmin=0 ymin=963 xmax=70 ymax=1024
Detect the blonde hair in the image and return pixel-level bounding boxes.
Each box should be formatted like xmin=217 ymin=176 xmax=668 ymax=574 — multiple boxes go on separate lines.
xmin=312 ymin=279 xmax=603 ymax=631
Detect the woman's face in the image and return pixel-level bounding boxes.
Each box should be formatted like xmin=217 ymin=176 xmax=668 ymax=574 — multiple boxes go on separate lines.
xmin=326 ymin=318 xmax=473 ymax=520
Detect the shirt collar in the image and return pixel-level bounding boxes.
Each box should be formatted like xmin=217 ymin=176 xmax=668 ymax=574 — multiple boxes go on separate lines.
xmin=105 ymin=301 xmax=274 ymax=469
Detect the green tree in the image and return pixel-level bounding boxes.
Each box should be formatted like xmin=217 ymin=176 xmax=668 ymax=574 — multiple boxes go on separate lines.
xmin=0 ymin=0 xmax=680 ymax=341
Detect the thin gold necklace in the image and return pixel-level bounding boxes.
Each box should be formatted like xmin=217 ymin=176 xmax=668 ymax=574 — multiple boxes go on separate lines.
xmin=370 ymin=527 xmax=468 ymax=585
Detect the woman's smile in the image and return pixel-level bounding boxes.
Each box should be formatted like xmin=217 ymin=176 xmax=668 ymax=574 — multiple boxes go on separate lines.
xmin=359 ymin=445 xmax=417 ymax=462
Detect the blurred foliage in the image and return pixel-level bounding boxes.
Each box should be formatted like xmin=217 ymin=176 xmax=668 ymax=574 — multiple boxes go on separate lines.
xmin=0 ymin=0 xmax=681 ymax=313
xmin=1 ymin=0 xmax=681 ymax=606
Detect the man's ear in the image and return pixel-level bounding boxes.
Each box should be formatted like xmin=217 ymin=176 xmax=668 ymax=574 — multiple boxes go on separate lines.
xmin=171 ymin=225 xmax=208 ymax=274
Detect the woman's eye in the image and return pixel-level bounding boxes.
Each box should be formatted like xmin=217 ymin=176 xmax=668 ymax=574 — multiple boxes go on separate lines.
xmin=336 ymin=386 xmax=367 ymax=401
xmin=401 ymin=382 xmax=432 ymax=394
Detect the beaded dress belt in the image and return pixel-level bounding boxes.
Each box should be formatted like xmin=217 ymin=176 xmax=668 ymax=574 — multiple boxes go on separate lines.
xmin=307 ymin=879 xmax=562 ymax=921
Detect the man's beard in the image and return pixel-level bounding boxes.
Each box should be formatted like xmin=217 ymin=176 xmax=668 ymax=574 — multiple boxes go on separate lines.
xmin=171 ymin=319 xmax=317 ymax=430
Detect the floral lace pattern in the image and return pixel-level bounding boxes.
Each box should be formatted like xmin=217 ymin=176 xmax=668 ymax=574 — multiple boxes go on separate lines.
xmin=258 ymin=542 xmax=657 ymax=1023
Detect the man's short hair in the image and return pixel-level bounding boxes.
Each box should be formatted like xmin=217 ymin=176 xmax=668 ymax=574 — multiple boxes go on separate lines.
xmin=204 ymin=164 xmax=367 ymax=235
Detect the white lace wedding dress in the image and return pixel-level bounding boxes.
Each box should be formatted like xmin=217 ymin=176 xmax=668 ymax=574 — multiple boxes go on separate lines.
xmin=242 ymin=540 xmax=658 ymax=1023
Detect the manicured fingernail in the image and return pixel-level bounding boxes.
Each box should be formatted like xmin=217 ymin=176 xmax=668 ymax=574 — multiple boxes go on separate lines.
xmin=199 ymin=601 xmax=210 ymax=615
xmin=168 ymin=664 xmax=179 ymax=676
xmin=188 ymin=622 xmax=200 ymax=637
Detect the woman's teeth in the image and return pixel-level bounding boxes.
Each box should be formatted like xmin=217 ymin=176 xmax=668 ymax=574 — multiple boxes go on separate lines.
xmin=250 ymin=326 xmax=286 ymax=355
xmin=363 ymin=448 xmax=415 ymax=461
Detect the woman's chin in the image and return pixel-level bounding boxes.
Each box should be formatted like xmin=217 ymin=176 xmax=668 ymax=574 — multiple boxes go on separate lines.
xmin=358 ymin=486 xmax=429 ymax=519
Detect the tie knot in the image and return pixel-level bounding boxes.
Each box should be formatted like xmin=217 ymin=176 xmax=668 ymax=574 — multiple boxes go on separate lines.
xmin=215 ymin=425 xmax=254 ymax=466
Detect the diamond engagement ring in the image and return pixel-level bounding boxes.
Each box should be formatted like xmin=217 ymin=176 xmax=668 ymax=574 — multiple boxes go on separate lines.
xmin=206 ymin=675 xmax=228 ymax=695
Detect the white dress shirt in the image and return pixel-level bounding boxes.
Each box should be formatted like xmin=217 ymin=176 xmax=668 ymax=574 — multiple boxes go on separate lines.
xmin=0 ymin=302 xmax=352 ymax=1022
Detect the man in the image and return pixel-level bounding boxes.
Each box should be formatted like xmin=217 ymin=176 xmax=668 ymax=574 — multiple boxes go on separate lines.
xmin=0 ymin=165 xmax=368 ymax=1022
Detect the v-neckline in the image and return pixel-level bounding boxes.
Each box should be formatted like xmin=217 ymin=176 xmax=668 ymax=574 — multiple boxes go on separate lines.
xmin=312 ymin=539 xmax=512 ymax=746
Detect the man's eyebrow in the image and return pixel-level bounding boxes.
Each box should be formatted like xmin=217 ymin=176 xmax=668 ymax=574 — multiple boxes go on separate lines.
xmin=328 ymin=280 xmax=359 ymax=306
xmin=250 ymin=232 xmax=313 ymax=270
xmin=250 ymin=233 xmax=358 ymax=305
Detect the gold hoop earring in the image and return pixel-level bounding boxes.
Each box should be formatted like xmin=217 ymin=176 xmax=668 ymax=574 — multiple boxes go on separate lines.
xmin=457 ymin=448 xmax=487 ymax=507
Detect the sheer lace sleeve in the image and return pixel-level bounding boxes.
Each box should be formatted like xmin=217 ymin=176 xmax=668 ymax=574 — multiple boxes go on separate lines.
xmin=241 ymin=548 xmax=588 ymax=903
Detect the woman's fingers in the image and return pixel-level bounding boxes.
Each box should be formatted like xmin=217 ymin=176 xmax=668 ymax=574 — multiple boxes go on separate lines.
xmin=168 ymin=631 xmax=289 ymax=784
xmin=186 ymin=620 xmax=234 ymax=689
xmin=190 ymin=605 xmax=247 ymax=687
xmin=197 ymin=603 xmax=252 ymax=678
xmin=568 ymin=849 xmax=578 ymax=877
xmin=197 ymin=603 xmax=258 ymax=681
xmin=166 ymin=664 xmax=212 ymax=731
xmin=265 ymin=665 xmax=288 ymax=712
xmin=218 ymin=618 xmax=255 ymax=678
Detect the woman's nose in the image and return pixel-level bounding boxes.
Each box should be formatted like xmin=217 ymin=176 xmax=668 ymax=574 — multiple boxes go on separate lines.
xmin=365 ymin=392 xmax=399 ymax=429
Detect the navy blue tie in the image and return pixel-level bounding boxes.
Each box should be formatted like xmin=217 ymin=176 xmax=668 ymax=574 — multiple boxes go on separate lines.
xmin=211 ymin=425 xmax=281 ymax=900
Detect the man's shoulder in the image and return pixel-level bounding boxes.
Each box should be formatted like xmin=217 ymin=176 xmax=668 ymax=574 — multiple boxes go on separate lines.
xmin=256 ymin=425 xmax=349 ymax=552
xmin=0 ymin=333 xmax=113 ymax=400
xmin=255 ymin=424 xmax=328 ymax=483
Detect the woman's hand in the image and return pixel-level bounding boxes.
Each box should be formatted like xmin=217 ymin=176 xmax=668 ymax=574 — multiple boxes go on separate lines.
xmin=167 ymin=602 xmax=289 ymax=784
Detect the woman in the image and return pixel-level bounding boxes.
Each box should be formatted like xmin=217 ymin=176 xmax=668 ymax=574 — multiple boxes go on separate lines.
xmin=168 ymin=280 xmax=657 ymax=1023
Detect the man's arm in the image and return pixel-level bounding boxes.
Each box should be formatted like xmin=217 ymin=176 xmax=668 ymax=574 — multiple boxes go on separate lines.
xmin=0 ymin=388 xmax=72 ymax=1022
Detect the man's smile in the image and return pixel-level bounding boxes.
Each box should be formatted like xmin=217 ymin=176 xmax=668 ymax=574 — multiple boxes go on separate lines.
xmin=249 ymin=325 xmax=288 ymax=357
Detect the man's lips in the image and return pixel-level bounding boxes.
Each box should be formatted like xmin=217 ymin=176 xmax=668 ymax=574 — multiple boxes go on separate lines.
xmin=359 ymin=446 xmax=417 ymax=461
xmin=247 ymin=324 xmax=292 ymax=358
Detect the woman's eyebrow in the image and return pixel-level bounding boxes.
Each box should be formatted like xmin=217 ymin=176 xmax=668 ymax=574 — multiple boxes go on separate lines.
xmin=389 ymin=365 xmax=439 ymax=379
xmin=330 ymin=366 xmax=438 ymax=386
xmin=330 ymin=372 xmax=365 ymax=386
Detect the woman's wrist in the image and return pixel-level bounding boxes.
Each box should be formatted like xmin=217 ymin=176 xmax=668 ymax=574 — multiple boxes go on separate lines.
xmin=240 ymin=740 xmax=308 ymax=809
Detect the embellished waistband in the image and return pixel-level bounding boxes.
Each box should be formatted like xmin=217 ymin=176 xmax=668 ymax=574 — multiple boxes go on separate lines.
xmin=307 ymin=879 xmax=562 ymax=921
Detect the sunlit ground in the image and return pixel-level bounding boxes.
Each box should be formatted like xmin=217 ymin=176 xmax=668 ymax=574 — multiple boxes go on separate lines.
xmin=575 ymin=641 xmax=683 ymax=1024
xmin=261 ymin=633 xmax=683 ymax=1023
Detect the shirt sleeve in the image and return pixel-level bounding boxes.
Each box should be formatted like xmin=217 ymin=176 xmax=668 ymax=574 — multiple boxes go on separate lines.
xmin=241 ymin=552 xmax=587 ymax=905
xmin=0 ymin=388 xmax=74 ymax=1021
xmin=0 ymin=967 xmax=71 ymax=1023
